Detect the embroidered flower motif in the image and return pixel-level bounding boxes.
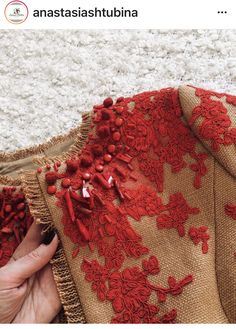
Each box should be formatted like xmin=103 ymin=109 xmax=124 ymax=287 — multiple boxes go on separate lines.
xmin=156 ymin=275 xmax=193 ymax=303
xmin=225 ymin=204 xmax=236 ymax=220
xmin=142 ymin=255 xmax=160 ymax=275
xmin=189 ymin=86 xmax=236 ymax=152
xmin=81 ymin=259 xmax=108 ymax=301
xmin=188 ymin=226 xmax=210 ymax=254
xmin=138 ymin=154 xmax=164 ymax=192
xmin=132 ymin=90 xmax=161 ymax=114
xmin=82 ymin=255 xmax=193 ymax=323
xmin=120 ymin=185 xmax=164 ymax=221
xmin=189 ymin=153 xmax=208 ymax=189
xmin=121 ymin=115 xmax=154 ymax=154
xmin=98 ymin=241 xmax=125 ymax=270
xmin=156 ymin=193 xmax=200 ymax=237
xmin=107 ymin=267 xmax=151 ymax=313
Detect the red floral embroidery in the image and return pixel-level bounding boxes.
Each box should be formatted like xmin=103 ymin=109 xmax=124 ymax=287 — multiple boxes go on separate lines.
xmin=226 ymin=95 xmax=236 ymax=106
xmin=142 ymin=255 xmax=160 ymax=275
xmin=156 ymin=193 xmax=200 ymax=237
xmin=40 ymin=88 xmax=209 ymax=322
xmin=225 ymin=204 xmax=236 ymax=220
xmin=81 ymin=259 xmax=108 ymax=301
xmin=188 ymin=226 xmax=210 ymax=254
xmin=120 ymin=88 xmax=208 ymax=191
xmin=120 ymin=185 xmax=164 ymax=221
xmin=81 ymin=256 xmax=193 ymax=323
xmin=189 ymin=86 xmax=236 ymax=152
xmin=0 ymin=187 xmax=33 ymax=267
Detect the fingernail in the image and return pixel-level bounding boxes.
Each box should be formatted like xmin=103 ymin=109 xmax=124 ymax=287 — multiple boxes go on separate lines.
xmin=42 ymin=230 xmax=57 ymax=245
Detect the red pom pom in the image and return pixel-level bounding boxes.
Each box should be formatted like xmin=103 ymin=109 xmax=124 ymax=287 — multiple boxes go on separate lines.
xmin=47 ymin=185 xmax=57 ymax=195
xmin=61 ymin=178 xmax=71 ymax=188
xmin=97 ymin=125 xmax=110 ymax=138
xmin=45 ymin=171 xmax=58 ymax=185
xmin=103 ymin=97 xmax=113 ymax=108
xmin=112 ymin=131 xmax=121 ymax=141
xmin=80 ymin=155 xmax=93 ymax=168
xmin=91 ymin=144 xmax=103 ymax=157
xmin=116 ymin=96 xmax=124 ymax=103
xmin=16 ymin=202 xmax=25 ymax=211
xmin=101 ymin=109 xmax=111 ymax=120
xmin=66 ymin=159 xmax=79 ymax=173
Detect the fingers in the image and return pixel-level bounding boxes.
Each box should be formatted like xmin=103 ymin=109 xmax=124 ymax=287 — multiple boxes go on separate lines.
xmin=9 ymin=221 xmax=45 ymax=263
xmin=0 ymin=234 xmax=58 ymax=289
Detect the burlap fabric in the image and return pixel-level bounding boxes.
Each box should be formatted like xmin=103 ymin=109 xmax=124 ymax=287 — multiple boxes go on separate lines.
xmin=1 ymin=86 xmax=235 ymax=323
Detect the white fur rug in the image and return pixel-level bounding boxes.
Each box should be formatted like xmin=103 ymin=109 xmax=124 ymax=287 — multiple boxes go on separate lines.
xmin=0 ymin=30 xmax=235 ymax=152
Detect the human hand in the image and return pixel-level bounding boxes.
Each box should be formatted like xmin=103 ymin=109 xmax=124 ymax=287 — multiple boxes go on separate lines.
xmin=0 ymin=221 xmax=61 ymax=323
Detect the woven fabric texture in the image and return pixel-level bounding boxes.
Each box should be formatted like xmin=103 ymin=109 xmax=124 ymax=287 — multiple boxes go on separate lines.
xmin=0 ymin=85 xmax=236 ymax=323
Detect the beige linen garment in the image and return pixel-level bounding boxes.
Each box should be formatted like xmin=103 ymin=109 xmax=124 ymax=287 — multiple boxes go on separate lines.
xmin=1 ymin=85 xmax=236 ymax=323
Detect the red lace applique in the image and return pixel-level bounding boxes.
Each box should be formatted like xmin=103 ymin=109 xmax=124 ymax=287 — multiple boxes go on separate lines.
xmin=120 ymin=185 xmax=164 ymax=221
xmin=225 ymin=204 xmax=236 ymax=220
xmin=81 ymin=256 xmax=193 ymax=323
xmin=0 ymin=187 xmax=33 ymax=267
xmin=156 ymin=192 xmax=200 ymax=237
xmin=120 ymin=88 xmax=208 ymax=190
xmin=189 ymin=86 xmax=236 ymax=152
xmin=188 ymin=226 xmax=210 ymax=254
xmin=40 ymin=88 xmax=205 ymax=322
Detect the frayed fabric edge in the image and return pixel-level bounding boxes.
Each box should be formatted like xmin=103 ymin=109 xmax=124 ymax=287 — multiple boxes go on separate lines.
xmin=19 ymin=112 xmax=93 ymax=323
xmin=21 ymin=165 xmax=87 ymax=323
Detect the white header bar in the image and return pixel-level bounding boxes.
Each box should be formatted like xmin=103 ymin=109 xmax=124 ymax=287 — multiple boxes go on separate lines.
xmin=0 ymin=0 xmax=235 ymax=29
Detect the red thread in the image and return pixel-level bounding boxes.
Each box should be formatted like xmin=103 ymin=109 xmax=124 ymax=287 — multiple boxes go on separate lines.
xmin=189 ymin=86 xmax=236 ymax=151
xmin=156 ymin=193 xmax=200 ymax=237
xmin=225 ymin=203 xmax=236 ymax=220
xmin=188 ymin=226 xmax=210 ymax=254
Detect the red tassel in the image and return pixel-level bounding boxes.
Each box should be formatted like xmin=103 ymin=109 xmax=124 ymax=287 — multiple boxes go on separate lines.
xmin=70 ymin=190 xmax=81 ymax=201
xmin=116 ymin=153 xmax=132 ymax=163
xmin=93 ymin=192 xmax=105 ymax=206
xmin=114 ymin=165 xmax=127 ymax=179
xmin=93 ymin=173 xmax=111 ymax=189
xmin=76 ymin=219 xmax=90 ymax=241
xmin=114 ymin=179 xmax=125 ymax=201
xmin=77 ymin=206 xmax=92 ymax=216
xmin=72 ymin=246 xmax=80 ymax=258
xmin=64 ymin=190 xmax=75 ymax=222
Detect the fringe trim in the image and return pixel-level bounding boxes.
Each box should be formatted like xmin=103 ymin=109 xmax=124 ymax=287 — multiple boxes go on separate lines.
xmin=0 ymin=175 xmax=21 ymax=186
xmin=0 ymin=118 xmax=85 ymax=162
xmin=50 ymin=248 xmax=87 ymax=323
xmin=21 ymin=170 xmax=87 ymax=323
xmin=20 ymin=112 xmax=92 ymax=323
xmin=21 ymin=170 xmax=54 ymax=233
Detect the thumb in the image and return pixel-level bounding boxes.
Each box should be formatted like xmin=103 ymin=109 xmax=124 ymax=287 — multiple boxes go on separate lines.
xmin=1 ymin=233 xmax=58 ymax=288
